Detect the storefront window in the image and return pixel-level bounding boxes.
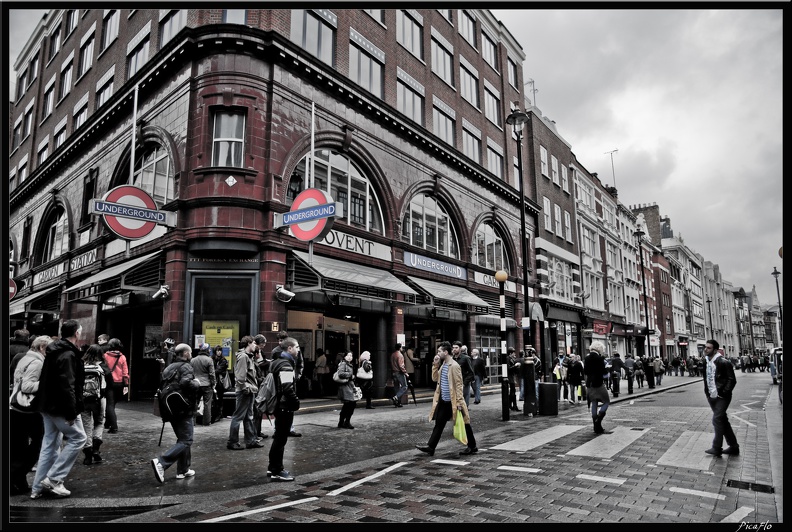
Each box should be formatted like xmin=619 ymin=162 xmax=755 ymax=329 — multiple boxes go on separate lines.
xmin=401 ymin=194 xmax=459 ymax=259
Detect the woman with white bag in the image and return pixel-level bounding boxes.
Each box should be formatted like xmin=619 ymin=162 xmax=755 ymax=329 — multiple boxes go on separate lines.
xmin=335 ymin=352 xmax=359 ymax=429
xmin=356 ymin=351 xmax=375 ymax=409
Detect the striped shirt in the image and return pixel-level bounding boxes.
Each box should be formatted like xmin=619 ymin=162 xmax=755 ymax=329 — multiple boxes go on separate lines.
xmin=440 ymin=364 xmax=451 ymax=401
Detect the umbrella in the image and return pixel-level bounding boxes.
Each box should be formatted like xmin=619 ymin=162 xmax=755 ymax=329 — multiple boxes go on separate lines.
xmin=407 ymin=377 xmax=417 ymax=405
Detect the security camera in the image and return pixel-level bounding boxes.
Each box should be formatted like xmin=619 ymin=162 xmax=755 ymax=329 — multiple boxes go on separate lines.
xmin=275 ymin=285 xmax=295 ymax=302
xmin=152 ymin=285 xmax=170 ymax=300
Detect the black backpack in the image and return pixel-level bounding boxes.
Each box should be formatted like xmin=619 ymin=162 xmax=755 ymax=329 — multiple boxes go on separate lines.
xmin=156 ymin=362 xmax=191 ymax=421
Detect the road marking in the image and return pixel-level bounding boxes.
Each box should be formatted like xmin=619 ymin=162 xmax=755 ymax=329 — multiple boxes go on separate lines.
xmin=720 ymin=506 xmax=754 ymax=522
xmin=669 ymin=486 xmax=726 ymax=500
xmin=567 ymin=426 xmax=651 ymax=458
xmin=730 ymin=414 xmax=756 ymax=428
xmin=657 ymin=431 xmax=713 ymax=470
xmin=327 ymin=462 xmax=408 ymax=496
xmin=431 ymin=459 xmax=471 ymax=465
xmin=491 ymin=425 xmax=585 ymax=451
xmin=576 ymin=473 xmax=625 ymax=485
xmin=201 ymin=497 xmax=319 ymax=522
xmin=498 ymin=465 xmax=543 ymax=473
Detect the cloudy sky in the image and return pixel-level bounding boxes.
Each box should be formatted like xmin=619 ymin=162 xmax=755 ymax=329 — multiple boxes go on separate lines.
xmin=8 ymin=8 xmax=783 ymax=307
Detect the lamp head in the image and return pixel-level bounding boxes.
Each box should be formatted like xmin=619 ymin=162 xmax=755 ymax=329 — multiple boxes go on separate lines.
xmin=771 ymin=266 xmax=780 ymax=280
xmin=494 ymin=270 xmax=508 ymax=283
xmin=506 ymin=110 xmax=530 ymax=128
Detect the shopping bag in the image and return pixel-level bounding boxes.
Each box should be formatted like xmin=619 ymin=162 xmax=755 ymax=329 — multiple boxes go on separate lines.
xmin=196 ymin=397 xmax=204 ymax=416
xmin=453 ymin=414 xmax=468 ymax=445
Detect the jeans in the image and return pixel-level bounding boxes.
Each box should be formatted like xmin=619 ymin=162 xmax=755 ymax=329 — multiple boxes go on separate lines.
xmin=393 ymin=372 xmax=408 ymax=400
xmin=462 ymin=381 xmax=471 ymax=406
xmin=268 ymin=411 xmax=294 ymax=474
xmin=158 ymin=415 xmax=194 ymax=474
xmin=196 ymin=385 xmax=214 ymax=426
xmin=9 ymin=409 xmax=44 ymax=487
xmin=80 ymin=398 xmax=105 ymax=448
xmin=656 ymin=372 xmax=663 ymax=386
xmin=472 ymin=376 xmax=482 ymax=403
xmin=228 ymin=390 xmax=256 ymax=446
xmin=426 ymin=400 xmax=477 ymax=450
xmin=706 ymin=395 xmax=738 ymax=449
xmin=32 ymin=413 xmax=87 ymax=493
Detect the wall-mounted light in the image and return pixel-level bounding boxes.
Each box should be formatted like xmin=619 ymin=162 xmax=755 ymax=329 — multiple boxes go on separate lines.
xmin=276 ymin=285 xmax=295 ymax=302
xmin=152 ymin=285 xmax=170 ymax=300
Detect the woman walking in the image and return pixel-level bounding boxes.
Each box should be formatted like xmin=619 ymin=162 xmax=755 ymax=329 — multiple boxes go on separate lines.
xmin=336 ymin=352 xmax=358 ymax=429
xmin=357 ymin=351 xmax=375 ymax=409
xmin=103 ymin=338 xmax=129 ymax=433
xmin=80 ymin=345 xmax=108 ymax=464
xmin=634 ymin=357 xmax=645 ymax=388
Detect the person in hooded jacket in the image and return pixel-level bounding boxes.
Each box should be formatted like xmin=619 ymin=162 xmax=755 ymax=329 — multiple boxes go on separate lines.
xmin=266 ymin=337 xmax=301 ymax=481
xmin=102 ymin=338 xmax=129 ymax=433
xmin=80 ymin=344 xmax=108 ymax=465
xmin=31 ymin=320 xmax=88 ymax=499
xmin=336 ymin=352 xmax=358 ymax=428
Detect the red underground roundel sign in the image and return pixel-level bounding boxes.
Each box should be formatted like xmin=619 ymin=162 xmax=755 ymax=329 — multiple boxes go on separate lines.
xmin=94 ymin=185 xmax=165 ymax=240
xmin=281 ymin=188 xmax=341 ymax=242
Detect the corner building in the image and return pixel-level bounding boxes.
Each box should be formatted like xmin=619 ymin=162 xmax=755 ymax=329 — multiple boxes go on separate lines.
xmin=9 ymin=9 xmax=540 ymax=398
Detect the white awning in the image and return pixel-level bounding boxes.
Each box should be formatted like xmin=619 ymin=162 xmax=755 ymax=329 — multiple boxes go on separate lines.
xmin=65 ymin=251 xmax=161 ymax=294
xmin=9 ymin=286 xmax=59 ymax=316
xmin=293 ymin=251 xmax=418 ymax=296
xmin=407 ymin=276 xmax=489 ymax=307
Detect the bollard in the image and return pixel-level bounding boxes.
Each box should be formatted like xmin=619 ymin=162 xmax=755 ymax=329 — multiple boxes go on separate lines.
xmin=538 ymin=382 xmax=558 ymax=416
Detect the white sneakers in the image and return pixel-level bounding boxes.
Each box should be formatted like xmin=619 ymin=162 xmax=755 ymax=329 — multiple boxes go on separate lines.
xmin=40 ymin=477 xmax=70 ymax=497
xmin=151 ymin=458 xmax=165 ymax=484
xmin=176 ymin=469 xmax=195 ymax=479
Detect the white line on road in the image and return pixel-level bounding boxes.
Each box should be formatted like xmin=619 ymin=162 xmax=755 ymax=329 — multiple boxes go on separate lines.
xmin=576 ymin=473 xmax=625 ymax=485
xmin=327 ymin=462 xmax=409 ymax=496
xmin=201 ymin=497 xmax=320 ymax=522
xmin=669 ymin=486 xmax=726 ymax=500
xmin=730 ymin=415 xmax=756 ymax=428
xmin=720 ymin=506 xmax=754 ymax=523
xmin=498 ymin=465 xmax=543 ymax=473
xmin=431 ymin=459 xmax=471 ymax=466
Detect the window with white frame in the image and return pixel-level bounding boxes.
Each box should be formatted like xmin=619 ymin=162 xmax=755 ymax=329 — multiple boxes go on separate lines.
xmin=97 ymin=77 xmax=113 ymax=107
xmin=543 ymin=197 xmax=552 ymax=231
xmin=603 ymin=202 xmax=616 ymax=227
xmin=551 ymin=155 xmax=559 ymax=185
xmin=160 ymin=10 xmax=187 ymax=46
xmin=55 ymin=123 xmax=66 ymax=149
xmin=12 ymin=122 xmax=22 ymax=151
xmin=397 ymin=79 xmax=424 ymax=125
xmin=481 ymin=31 xmax=498 ymax=70
xmin=18 ymin=161 xmax=28 ymax=183
xmin=28 ymin=54 xmax=39 ymax=85
xmin=484 ymin=87 xmax=501 ymax=126
xmin=474 ymin=223 xmax=510 ymax=272
xmin=459 ymin=11 xmax=476 ymax=47
xmin=212 ymin=111 xmax=245 ymax=167
xmin=133 ymin=145 xmax=174 ymax=205
xmin=42 ymin=85 xmax=54 ymax=120
xmin=291 ymin=10 xmax=335 ymax=66
xmin=127 ymin=39 xmax=149 ymax=79
xmin=462 ymin=127 xmax=481 ymax=164
xmin=78 ymin=34 xmax=94 ymax=78
xmin=460 ymin=65 xmax=479 ymax=107
xmin=349 ymin=43 xmax=383 ymax=97
xmin=581 ymin=225 xmax=595 ymax=256
xmin=554 ymin=204 xmax=562 ymax=235
xmin=223 ymin=10 xmax=246 ymax=24
xmin=74 ymin=105 xmax=88 ymax=130
xmin=540 ymin=145 xmax=548 ymax=176
xmin=102 ymin=10 xmax=119 ymax=51
xmin=561 ymin=165 xmax=569 ymax=192
xmin=564 ymin=211 xmax=572 ymax=241
xmin=23 ymin=108 xmax=34 ymax=139
xmin=431 ymin=37 xmax=453 ymax=86
xmin=65 ymin=9 xmax=77 ymax=36
xmin=16 ymin=71 xmax=27 ymax=101
xmin=432 ymin=106 xmax=455 ymax=146
xmin=42 ymin=208 xmax=70 ymax=264
xmin=59 ymin=63 xmax=72 ymax=100
xmin=438 ymin=9 xmax=452 ymax=23
xmin=401 ymin=194 xmax=460 ymax=258
xmin=487 ymin=145 xmax=503 ymax=178
xmin=38 ymin=143 xmax=49 ymax=165
xmin=507 ymin=58 xmax=517 ymax=88
xmin=364 ymin=9 xmax=385 ymax=23
xmin=578 ymin=179 xmax=593 ymax=209
xmin=396 ymin=10 xmax=422 ymax=59
xmin=607 ymin=241 xmax=619 ymax=269
xmin=49 ymin=26 xmax=61 ymax=61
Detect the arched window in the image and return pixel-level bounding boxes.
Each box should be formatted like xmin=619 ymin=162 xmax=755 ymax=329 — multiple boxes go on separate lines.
xmin=133 ymin=145 xmax=173 ymax=205
xmin=41 ymin=208 xmax=69 ymax=263
xmin=473 ymin=223 xmax=510 ymax=272
xmin=287 ymin=149 xmax=384 ymax=235
xmin=401 ymin=195 xmax=459 ymax=259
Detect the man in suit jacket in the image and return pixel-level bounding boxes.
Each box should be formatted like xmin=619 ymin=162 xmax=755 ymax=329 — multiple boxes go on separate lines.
xmin=702 ymin=339 xmax=739 ymax=457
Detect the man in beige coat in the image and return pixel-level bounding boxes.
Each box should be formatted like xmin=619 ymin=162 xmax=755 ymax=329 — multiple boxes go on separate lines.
xmin=416 ymin=341 xmax=478 ymax=456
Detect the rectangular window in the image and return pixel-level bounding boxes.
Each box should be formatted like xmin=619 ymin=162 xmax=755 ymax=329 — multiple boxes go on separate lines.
xmin=59 ymin=64 xmax=73 ymax=100
xmin=49 ymin=26 xmax=61 ymax=61
xmin=397 ymin=80 xmax=424 ymax=125
xmin=432 ymin=106 xmax=455 ymax=146
xmin=540 ymin=145 xmax=548 ymax=176
xmin=564 ymin=211 xmax=572 ymax=241
xmin=18 ymin=162 xmax=28 ymax=184
xmin=97 ymin=78 xmax=114 ymax=107
xmin=543 ymin=197 xmax=552 ymax=231
xmin=81 ymin=168 xmax=97 ymax=225
xmin=65 ymin=9 xmax=77 ymax=36
xmin=292 ymin=10 xmax=335 ymax=66
xmin=431 ymin=38 xmax=453 ymax=86
xmin=396 ymin=10 xmax=422 ymax=59
xmin=78 ymin=34 xmax=94 ymax=77
xmin=74 ymin=106 xmax=88 ymax=130
xmin=581 ymin=225 xmax=594 ymax=255
xmin=484 ymin=88 xmax=501 ymax=126
xmin=43 ymin=86 xmax=54 ymax=120
xmin=554 ymin=204 xmax=562 ymax=236
xmin=561 ymin=165 xmax=569 ymax=192
xmin=508 ymin=58 xmax=517 ymax=88
xmin=212 ymin=111 xmax=245 ymax=167
xmin=223 ymin=10 xmax=246 ymax=24
xmin=38 ymin=144 xmax=49 ymax=165
xmin=438 ymin=10 xmax=452 ymax=23
xmin=551 ymin=155 xmax=559 ymax=185
xmin=487 ymin=146 xmax=503 ymax=178
xmin=55 ymin=124 xmax=67 ymax=148
xmin=460 ymin=66 xmax=479 ymax=108
xmin=12 ymin=123 xmax=22 ymax=150
xmin=349 ymin=43 xmax=383 ymax=97
xmin=459 ymin=11 xmax=476 ymax=47
xmin=102 ymin=10 xmax=120 ymax=50
xmin=482 ymin=31 xmax=498 ymax=70
xmin=462 ymin=128 xmax=481 ymax=164
xmin=127 ymin=39 xmax=149 ymax=79
xmin=21 ymin=217 xmax=32 ymax=260
xmin=160 ymin=10 xmax=186 ymax=46
xmin=23 ymin=108 xmax=34 ymax=138
xmin=16 ymin=71 xmax=27 ymax=100
xmin=28 ymin=54 xmax=39 ymax=84
xmin=364 ymin=9 xmax=385 ymax=23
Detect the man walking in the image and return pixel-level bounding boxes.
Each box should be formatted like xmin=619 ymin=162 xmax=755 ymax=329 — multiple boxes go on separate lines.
xmin=267 ymin=336 xmax=301 ymax=481
xmin=623 ymin=353 xmax=636 ymax=394
xmin=151 ymin=343 xmax=201 ymax=483
xmin=416 ymin=341 xmax=478 ymax=456
xmin=31 ymin=320 xmax=88 ymax=499
xmin=703 ymin=340 xmax=739 ymax=456
xmin=390 ymin=343 xmax=408 ymax=407
xmin=190 ymin=343 xmax=216 ymax=427
xmin=609 ymin=353 xmax=625 ymax=397
xmin=470 ymin=349 xmax=486 ymax=404
xmin=454 ymin=342 xmax=475 ymax=406
xmin=584 ymin=340 xmax=612 ymax=435
xmin=227 ymin=336 xmax=262 ymax=450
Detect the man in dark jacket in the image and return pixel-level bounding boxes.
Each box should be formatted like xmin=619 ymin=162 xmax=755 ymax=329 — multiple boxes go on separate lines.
xmin=702 ymin=339 xmax=739 ymax=456
xmin=267 ymin=336 xmax=301 ymax=481
xmin=584 ymin=340 xmax=612 ymax=435
xmin=31 ymin=320 xmax=87 ymax=499
xmin=609 ymin=353 xmax=625 ymax=397
xmin=151 ymin=343 xmax=202 ymax=483
xmin=9 ymin=328 xmax=31 ymax=387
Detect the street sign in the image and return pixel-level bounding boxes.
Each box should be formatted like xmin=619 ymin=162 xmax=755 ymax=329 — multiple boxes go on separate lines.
xmin=90 ymin=185 xmax=176 ymax=240
xmin=273 ymin=188 xmax=343 ymax=242
xmin=10 ymin=279 xmax=17 ymax=301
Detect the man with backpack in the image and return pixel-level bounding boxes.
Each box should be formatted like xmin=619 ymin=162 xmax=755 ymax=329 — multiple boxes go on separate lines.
xmin=262 ymin=336 xmax=301 ymax=481
xmin=151 ymin=343 xmax=201 ymax=484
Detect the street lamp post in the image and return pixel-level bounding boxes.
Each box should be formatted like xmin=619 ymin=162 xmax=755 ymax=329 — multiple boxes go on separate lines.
xmin=634 ymin=227 xmax=652 ymax=361
xmin=772 ymin=267 xmax=783 ymax=343
xmin=495 ymin=269 xmax=510 ymax=421
xmin=706 ymin=297 xmax=714 ymax=340
xmin=506 ymin=108 xmax=539 ymax=371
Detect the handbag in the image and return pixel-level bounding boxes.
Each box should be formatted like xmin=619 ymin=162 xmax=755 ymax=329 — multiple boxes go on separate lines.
xmin=332 ymin=369 xmax=346 ymax=384
xmin=352 ymin=386 xmax=363 ymax=401
xmin=10 ymin=385 xmax=37 ymax=413
xmin=356 ymin=366 xmax=373 ymax=380
xmin=453 ymin=413 xmax=468 ymax=445
xmin=221 ymin=372 xmax=232 ymax=389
